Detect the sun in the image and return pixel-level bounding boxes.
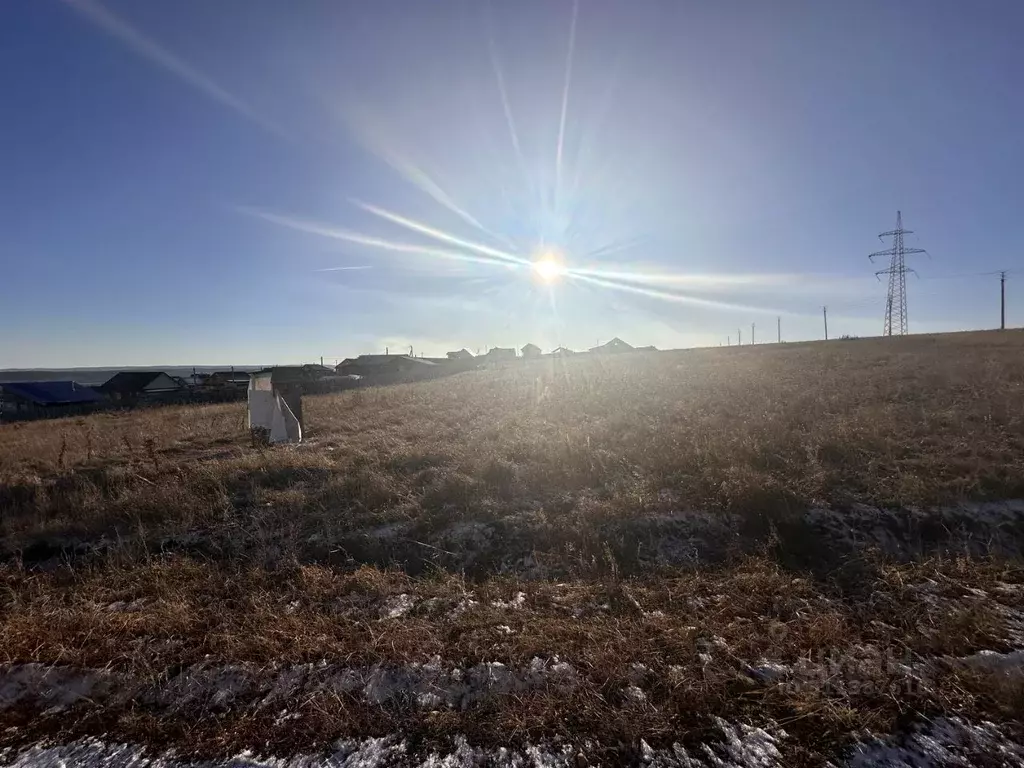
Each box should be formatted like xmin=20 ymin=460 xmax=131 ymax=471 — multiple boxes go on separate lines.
xmin=531 ymin=252 xmax=568 ymax=283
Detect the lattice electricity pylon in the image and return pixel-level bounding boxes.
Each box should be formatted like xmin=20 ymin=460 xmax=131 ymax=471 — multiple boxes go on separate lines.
xmin=868 ymin=210 xmax=928 ymax=336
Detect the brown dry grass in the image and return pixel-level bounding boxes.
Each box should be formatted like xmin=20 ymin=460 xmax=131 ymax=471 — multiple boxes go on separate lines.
xmin=1 ymin=556 xmax=1022 ymax=761
xmin=3 ymin=330 xmax=1024 ymax=761
xmin=3 ymin=330 xmax=1024 ymax=561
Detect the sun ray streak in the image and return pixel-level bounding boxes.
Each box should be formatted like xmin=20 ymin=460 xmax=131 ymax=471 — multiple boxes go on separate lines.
xmin=578 ymin=236 xmax=651 ymax=261
xmin=554 ymin=0 xmax=579 ymax=212
xmin=239 ymin=207 xmax=520 ymax=270
xmin=568 ymin=272 xmax=794 ymax=316
xmin=62 ymin=0 xmax=287 ymax=140
xmin=569 ymin=51 xmax=625 ymax=200
xmin=570 ymin=268 xmax=831 ymax=291
xmin=335 ymin=105 xmax=517 ymax=250
xmin=352 ymin=201 xmax=531 ymax=266
xmin=486 ymin=18 xmax=530 ymax=192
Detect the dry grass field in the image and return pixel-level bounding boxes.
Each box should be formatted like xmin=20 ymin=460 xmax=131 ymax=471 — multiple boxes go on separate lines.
xmin=3 ymin=331 xmax=1024 ymax=766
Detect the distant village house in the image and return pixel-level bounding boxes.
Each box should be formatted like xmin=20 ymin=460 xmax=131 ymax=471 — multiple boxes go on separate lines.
xmin=481 ymin=347 xmax=516 ymax=363
xmin=589 ymin=337 xmax=635 ymax=354
xmin=0 ymin=381 xmax=103 ymax=419
xmin=99 ymin=371 xmax=182 ymax=403
xmin=335 ymin=355 xmax=437 ymax=379
xmin=205 ymin=370 xmax=252 ymax=388
xmin=520 ymin=343 xmax=542 ymax=359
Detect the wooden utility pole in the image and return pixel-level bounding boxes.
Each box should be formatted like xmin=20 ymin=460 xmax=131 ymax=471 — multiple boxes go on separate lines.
xmin=777 ymin=316 xmax=781 ymax=343
xmin=738 ymin=328 xmax=742 ymax=346
xmin=728 ymin=336 xmax=731 ymax=346
xmin=1001 ymin=271 xmax=1007 ymax=330
xmin=823 ymin=306 xmax=829 ymax=340
xmin=751 ymin=323 xmax=755 ymax=345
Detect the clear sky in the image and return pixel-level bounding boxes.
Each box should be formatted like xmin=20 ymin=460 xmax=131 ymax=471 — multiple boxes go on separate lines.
xmin=2 ymin=0 xmax=1023 ymax=367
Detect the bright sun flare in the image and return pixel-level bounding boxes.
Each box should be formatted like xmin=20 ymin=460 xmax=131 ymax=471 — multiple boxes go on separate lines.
xmin=532 ymin=253 xmax=568 ymax=283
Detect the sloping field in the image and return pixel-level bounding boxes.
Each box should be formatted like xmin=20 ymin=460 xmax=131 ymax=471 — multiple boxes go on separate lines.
xmin=2 ymin=331 xmax=1024 ymax=766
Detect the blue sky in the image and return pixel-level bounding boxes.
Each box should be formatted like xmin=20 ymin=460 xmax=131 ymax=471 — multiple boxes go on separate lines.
xmin=2 ymin=0 xmax=1023 ymax=367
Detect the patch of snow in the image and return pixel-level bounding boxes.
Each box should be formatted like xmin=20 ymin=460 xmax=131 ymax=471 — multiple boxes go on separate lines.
xmin=104 ymin=599 xmax=147 ymax=613
xmin=995 ymin=604 xmax=1024 ymax=646
xmin=628 ymin=663 xmax=652 ymax=685
xmin=491 ymin=591 xmax=526 ymax=610
xmin=743 ymin=662 xmax=790 ymax=685
xmin=641 ymin=718 xmax=786 ymax=767
xmin=7 ymin=717 xmax=1023 ymax=768
xmin=667 ymin=665 xmax=688 ymax=684
xmin=995 ymin=581 xmax=1024 ymax=595
xmin=0 ymin=720 xmax=788 ymax=768
xmin=416 ymin=692 xmax=444 ymax=710
xmin=696 ymin=636 xmax=729 ymax=657
xmin=623 ymin=685 xmax=647 ymax=706
xmin=447 ymin=598 xmax=478 ymax=619
xmin=805 ymin=501 xmax=1024 ymax=560
xmin=272 ymin=710 xmax=301 ymax=727
xmin=956 ymin=649 xmax=1024 ymax=674
xmin=381 ymin=593 xmax=416 ymax=619
xmin=259 ymin=664 xmax=313 ymax=710
xmin=843 ymin=717 xmax=1024 ymax=767
xmin=0 ymin=656 xmax=579 ymax=717
xmin=0 ymin=664 xmax=109 ymax=714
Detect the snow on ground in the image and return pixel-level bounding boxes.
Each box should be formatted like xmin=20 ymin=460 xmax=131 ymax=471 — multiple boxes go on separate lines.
xmin=2 ymin=714 xmax=1023 ymax=767
xmin=0 ymin=721 xmax=786 ymax=768
xmin=843 ymin=717 xmax=1024 ymax=767
xmin=16 ymin=501 xmax=1024 ymax=577
xmin=0 ymin=657 xmax=578 ymax=715
xmin=490 ymin=591 xmax=526 ymax=610
xmin=643 ymin=719 xmax=786 ymax=767
xmin=956 ymin=648 xmax=1024 ymax=674
xmin=381 ymin=593 xmax=417 ymax=619
xmin=804 ymin=499 xmax=1024 ymax=560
